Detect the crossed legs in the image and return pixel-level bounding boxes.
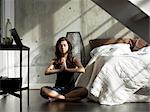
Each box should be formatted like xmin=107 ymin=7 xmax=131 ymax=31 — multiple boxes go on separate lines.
xmin=40 ymin=86 xmax=88 ymax=102
xmin=40 ymin=87 xmax=65 ymax=101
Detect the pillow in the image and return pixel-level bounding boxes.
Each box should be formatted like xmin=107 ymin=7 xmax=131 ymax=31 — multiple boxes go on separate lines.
xmin=89 ymin=38 xmax=148 ymax=52
xmin=136 ymin=46 xmax=150 ymax=53
xmin=129 ymin=38 xmax=148 ymax=51
xmin=89 ymin=38 xmax=131 ymax=50
xmin=90 ymin=43 xmax=131 ymax=57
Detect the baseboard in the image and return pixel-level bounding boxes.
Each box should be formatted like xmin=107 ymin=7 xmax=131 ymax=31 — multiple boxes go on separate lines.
xmin=0 ymin=83 xmax=53 ymax=100
xmin=22 ymin=83 xmax=55 ymax=90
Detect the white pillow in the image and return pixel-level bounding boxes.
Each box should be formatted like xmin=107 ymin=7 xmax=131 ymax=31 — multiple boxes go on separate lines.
xmin=137 ymin=46 xmax=150 ymax=53
xmin=90 ymin=44 xmax=131 ymax=57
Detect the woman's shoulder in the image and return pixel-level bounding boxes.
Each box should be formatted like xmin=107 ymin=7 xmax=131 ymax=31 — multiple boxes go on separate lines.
xmin=72 ymin=56 xmax=81 ymax=62
xmin=48 ymin=58 xmax=58 ymax=64
xmin=52 ymin=58 xmax=57 ymax=61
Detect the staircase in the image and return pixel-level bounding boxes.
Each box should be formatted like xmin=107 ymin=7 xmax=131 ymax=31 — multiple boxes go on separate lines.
xmin=92 ymin=0 xmax=150 ymax=43
xmin=129 ymin=0 xmax=150 ymax=16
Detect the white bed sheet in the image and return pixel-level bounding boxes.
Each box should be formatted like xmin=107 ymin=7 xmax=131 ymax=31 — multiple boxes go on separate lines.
xmin=76 ymin=45 xmax=150 ymax=105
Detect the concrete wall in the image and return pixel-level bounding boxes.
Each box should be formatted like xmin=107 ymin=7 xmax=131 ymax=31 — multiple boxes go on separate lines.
xmin=13 ymin=0 xmax=134 ymax=88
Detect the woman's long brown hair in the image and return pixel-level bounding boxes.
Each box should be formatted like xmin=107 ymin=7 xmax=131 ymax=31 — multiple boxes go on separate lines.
xmin=55 ymin=37 xmax=73 ymax=64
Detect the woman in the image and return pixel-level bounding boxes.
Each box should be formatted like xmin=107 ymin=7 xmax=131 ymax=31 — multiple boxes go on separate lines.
xmin=40 ymin=37 xmax=88 ymax=102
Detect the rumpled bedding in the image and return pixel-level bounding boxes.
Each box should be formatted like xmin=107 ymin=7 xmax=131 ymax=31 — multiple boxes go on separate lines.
xmin=80 ymin=44 xmax=150 ymax=105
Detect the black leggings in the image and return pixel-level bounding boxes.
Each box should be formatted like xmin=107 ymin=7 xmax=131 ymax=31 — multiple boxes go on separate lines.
xmin=40 ymin=86 xmax=88 ymax=102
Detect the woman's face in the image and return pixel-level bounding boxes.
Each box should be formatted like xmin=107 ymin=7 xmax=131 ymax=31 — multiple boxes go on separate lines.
xmin=58 ymin=40 xmax=69 ymax=54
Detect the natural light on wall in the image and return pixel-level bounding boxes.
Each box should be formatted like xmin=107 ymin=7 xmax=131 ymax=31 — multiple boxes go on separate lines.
xmin=21 ymin=25 xmax=41 ymax=84
xmin=114 ymin=27 xmax=134 ymax=38
xmin=53 ymin=0 xmax=82 ymax=41
xmin=83 ymin=16 xmax=116 ymax=46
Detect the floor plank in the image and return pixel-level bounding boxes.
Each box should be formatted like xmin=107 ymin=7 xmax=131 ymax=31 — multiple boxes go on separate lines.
xmin=0 ymin=90 xmax=150 ymax=112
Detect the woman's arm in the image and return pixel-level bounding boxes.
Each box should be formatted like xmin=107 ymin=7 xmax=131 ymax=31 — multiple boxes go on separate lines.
xmin=64 ymin=57 xmax=85 ymax=73
xmin=45 ymin=57 xmax=85 ymax=75
xmin=45 ymin=60 xmax=64 ymax=75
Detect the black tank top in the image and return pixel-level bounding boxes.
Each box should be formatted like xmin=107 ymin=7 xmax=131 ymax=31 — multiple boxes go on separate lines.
xmin=54 ymin=58 xmax=76 ymax=88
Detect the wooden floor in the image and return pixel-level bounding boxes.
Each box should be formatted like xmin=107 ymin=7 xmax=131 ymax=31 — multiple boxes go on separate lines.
xmin=0 ymin=90 xmax=150 ymax=112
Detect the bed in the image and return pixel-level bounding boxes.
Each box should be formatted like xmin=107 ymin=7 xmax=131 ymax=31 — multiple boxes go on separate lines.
xmin=76 ymin=38 xmax=150 ymax=105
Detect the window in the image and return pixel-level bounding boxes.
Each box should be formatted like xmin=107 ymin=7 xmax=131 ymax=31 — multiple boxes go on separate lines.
xmin=0 ymin=0 xmax=5 ymax=43
xmin=0 ymin=0 xmax=3 ymax=41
